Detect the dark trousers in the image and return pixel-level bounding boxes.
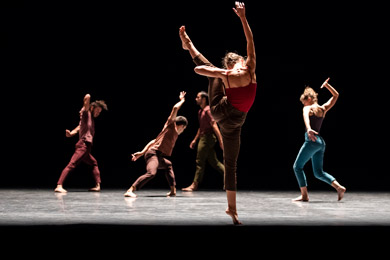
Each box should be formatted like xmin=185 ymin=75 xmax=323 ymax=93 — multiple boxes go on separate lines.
xmin=194 ymin=133 xmax=224 ymax=183
xmin=57 ymin=139 xmax=101 ymax=185
xmin=193 ymin=54 xmax=247 ymax=191
xmin=132 ymin=149 xmax=176 ymax=190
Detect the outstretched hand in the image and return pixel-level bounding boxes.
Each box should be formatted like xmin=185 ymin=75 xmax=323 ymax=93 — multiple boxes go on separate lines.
xmin=233 ymin=2 xmax=246 ymax=18
xmin=65 ymin=129 xmax=72 ymax=138
xmin=131 ymin=152 xmax=143 ymax=162
xmin=179 ymin=91 xmax=186 ymax=100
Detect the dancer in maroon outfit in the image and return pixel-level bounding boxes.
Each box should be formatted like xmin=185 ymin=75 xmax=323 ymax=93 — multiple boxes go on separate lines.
xmin=55 ymin=94 xmax=107 ymax=193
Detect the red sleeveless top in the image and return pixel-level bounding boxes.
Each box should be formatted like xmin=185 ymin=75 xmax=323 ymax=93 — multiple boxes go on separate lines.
xmin=225 ymin=69 xmax=257 ymax=113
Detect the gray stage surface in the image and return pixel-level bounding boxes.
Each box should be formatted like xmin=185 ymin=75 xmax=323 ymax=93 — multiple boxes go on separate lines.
xmin=1 ymin=188 xmax=389 ymax=226
xmin=1 ymin=188 xmax=389 ymax=254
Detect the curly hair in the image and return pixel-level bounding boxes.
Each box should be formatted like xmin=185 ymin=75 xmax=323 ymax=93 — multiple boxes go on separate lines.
xmin=300 ymin=87 xmax=318 ymax=103
xmin=91 ymin=100 xmax=108 ymax=111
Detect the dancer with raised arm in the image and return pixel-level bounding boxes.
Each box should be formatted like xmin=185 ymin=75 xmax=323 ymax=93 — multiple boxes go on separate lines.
xmin=124 ymin=91 xmax=188 ymax=198
xmin=179 ymin=2 xmax=256 ymax=225
xmin=55 ymin=94 xmax=108 ymax=193
xmin=292 ymin=78 xmax=346 ymax=202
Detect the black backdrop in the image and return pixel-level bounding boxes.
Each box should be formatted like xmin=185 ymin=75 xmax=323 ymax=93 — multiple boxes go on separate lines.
xmin=2 ymin=1 xmax=387 ymax=191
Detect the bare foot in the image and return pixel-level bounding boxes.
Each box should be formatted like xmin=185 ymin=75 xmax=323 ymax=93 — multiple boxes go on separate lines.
xmin=166 ymin=186 xmax=176 ymax=197
xmin=337 ymin=186 xmax=346 ymax=201
xmin=292 ymin=195 xmax=309 ymax=202
xmin=166 ymin=190 xmax=176 ymax=197
xmin=89 ymin=184 xmax=100 ymax=192
xmin=225 ymin=208 xmax=242 ymax=225
xmin=179 ymin=26 xmax=192 ymax=50
xmin=124 ymin=190 xmax=137 ymax=198
xmin=54 ymin=185 xmax=67 ymax=193
xmin=182 ymin=182 xmax=198 ymax=192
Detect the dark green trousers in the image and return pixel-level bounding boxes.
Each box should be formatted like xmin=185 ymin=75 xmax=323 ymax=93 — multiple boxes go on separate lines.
xmin=194 ymin=133 xmax=224 ymax=184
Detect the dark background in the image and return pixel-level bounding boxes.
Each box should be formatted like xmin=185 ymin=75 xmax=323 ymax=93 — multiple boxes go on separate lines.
xmin=1 ymin=1 xmax=387 ymax=191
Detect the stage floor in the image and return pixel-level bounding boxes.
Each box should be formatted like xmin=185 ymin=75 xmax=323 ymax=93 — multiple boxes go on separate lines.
xmin=1 ymin=188 xmax=389 ymax=254
xmin=1 ymin=188 xmax=389 ymax=226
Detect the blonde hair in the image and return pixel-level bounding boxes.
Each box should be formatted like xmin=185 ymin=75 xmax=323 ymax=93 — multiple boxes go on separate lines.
xmin=300 ymin=86 xmax=318 ymax=103
xmin=222 ymin=52 xmax=245 ymax=69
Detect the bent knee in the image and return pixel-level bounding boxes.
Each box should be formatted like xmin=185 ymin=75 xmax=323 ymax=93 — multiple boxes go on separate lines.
xmin=293 ymin=163 xmax=302 ymax=173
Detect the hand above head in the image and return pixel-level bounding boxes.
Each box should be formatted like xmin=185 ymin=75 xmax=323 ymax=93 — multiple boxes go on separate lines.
xmin=320 ymin=77 xmax=330 ymax=89
xmin=233 ymin=2 xmax=246 ymax=18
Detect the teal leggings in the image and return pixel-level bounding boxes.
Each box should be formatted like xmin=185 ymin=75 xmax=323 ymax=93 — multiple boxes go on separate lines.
xmin=293 ymin=133 xmax=335 ymax=187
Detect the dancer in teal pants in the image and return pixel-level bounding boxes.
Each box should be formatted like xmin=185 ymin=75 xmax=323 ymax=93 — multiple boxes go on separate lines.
xmin=293 ymin=78 xmax=346 ymax=202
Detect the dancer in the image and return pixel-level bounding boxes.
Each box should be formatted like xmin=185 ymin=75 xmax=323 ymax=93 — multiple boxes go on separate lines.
xmin=179 ymin=2 xmax=256 ymax=224
xmin=292 ymin=78 xmax=346 ymax=202
xmin=55 ymin=94 xmax=108 ymax=193
xmin=182 ymin=91 xmax=224 ymax=192
xmin=124 ymin=91 xmax=187 ymax=198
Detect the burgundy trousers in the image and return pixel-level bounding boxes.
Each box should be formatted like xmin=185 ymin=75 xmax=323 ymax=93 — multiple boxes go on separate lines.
xmin=57 ymin=139 xmax=101 ymax=185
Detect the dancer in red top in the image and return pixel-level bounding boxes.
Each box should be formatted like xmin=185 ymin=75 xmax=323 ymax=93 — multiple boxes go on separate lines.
xmin=55 ymin=94 xmax=108 ymax=193
xmin=180 ymin=2 xmax=256 ymax=225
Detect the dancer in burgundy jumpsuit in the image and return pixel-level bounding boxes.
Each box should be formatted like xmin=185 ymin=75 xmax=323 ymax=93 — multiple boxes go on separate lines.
xmin=55 ymin=94 xmax=107 ymax=193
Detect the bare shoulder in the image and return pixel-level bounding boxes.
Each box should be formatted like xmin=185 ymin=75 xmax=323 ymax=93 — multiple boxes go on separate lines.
xmin=318 ymin=104 xmax=327 ymax=111
xmin=312 ymin=104 xmax=326 ymax=117
xmin=227 ymin=68 xmax=253 ymax=88
xmin=303 ymin=105 xmax=312 ymax=112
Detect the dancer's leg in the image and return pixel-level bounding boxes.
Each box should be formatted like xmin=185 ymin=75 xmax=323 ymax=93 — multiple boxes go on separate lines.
xmin=193 ymin=136 xmax=209 ymax=184
xmin=292 ymin=139 xmax=317 ymax=201
xmin=55 ymin=140 xmax=89 ymax=193
xmin=179 ymin=25 xmax=226 ymax=122
xmin=179 ymin=26 xmax=200 ymax=59
xmin=124 ymin=154 xmax=159 ymax=197
xmin=83 ymin=153 xmax=101 ymax=192
xmin=162 ymin=158 xmax=176 ymax=197
xmin=225 ymin=190 xmax=242 ymax=225
xmin=311 ymin=137 xmax=346 ymax=200
xmin=219 ymin=111 xmax=246 ymax=225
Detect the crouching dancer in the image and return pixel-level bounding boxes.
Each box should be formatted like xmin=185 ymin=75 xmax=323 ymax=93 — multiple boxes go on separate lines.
xmin=124 ymin=91 xmax=188 ymax=198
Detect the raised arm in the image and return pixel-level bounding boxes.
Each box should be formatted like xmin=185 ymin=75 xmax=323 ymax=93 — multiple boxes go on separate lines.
xmin=167 ymin=91 xmax=186 ymax=123
xmin=233 ymin=2 xmax=256 ymax=72
xmin=65 ymin=94 xmax=90 ymax=138
xmin=194 ymin=66 xmax=227 ymax=79
xmin=83 ymin=94 xmax=91 ymax=112
xmin=320 ymin=78 xmax=339 ymax=113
